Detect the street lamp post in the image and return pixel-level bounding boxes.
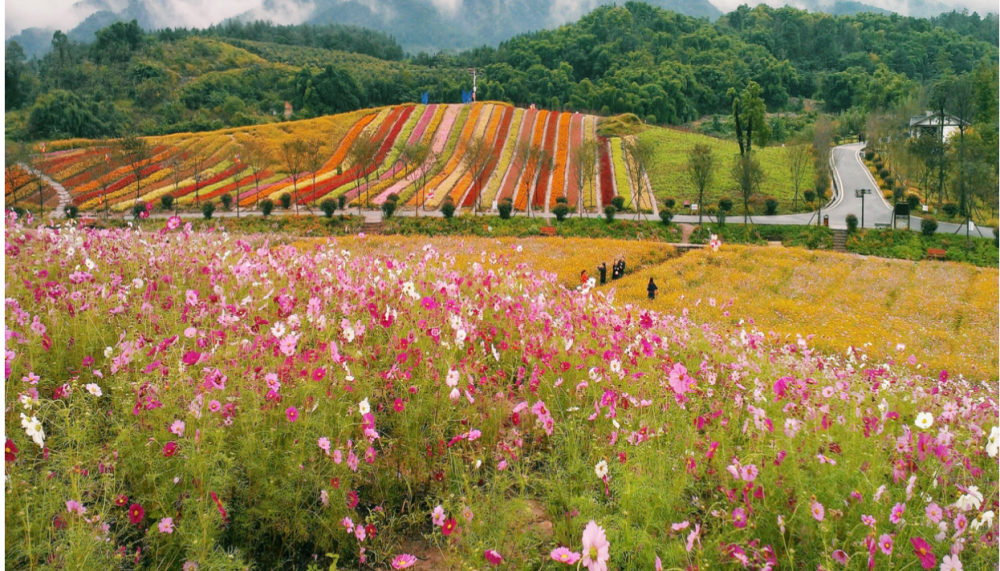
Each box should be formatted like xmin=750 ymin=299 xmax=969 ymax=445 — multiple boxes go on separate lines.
xmin=855 ymin=188 xmax=871 ymax=228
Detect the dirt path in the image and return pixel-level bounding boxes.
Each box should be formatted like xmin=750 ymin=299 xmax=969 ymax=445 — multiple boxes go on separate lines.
xmin=21 ymin=163 xmax=71 ymax=218
xmin=678 ymin=223 xmax=696 ymax=244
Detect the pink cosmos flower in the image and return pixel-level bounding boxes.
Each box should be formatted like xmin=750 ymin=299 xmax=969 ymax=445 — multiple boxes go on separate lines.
xmin=811 ymin=499 xmax=826 ymax=521
xmin=551 ymin=547 xmax=581 ymax=565
xmin=354 ymin=523 xmax=366 ymax=542
xmin=862 ymin=515 xmax=876 ymax=527
xmin=732 ymin=507 xmax=748 ymax=529
xmin=318 ymin=437 xmax=331 ymax=454
xmin=740 ymin=464 xmax=758 ymax=482
xmin=208 ymin=400 xmax=221 ymax=413
xmin=432 ymin=505 xmax=446 ymax=526
xmin=910 ymin=537 xmax=936 ymax=569
xmin=285 ymin=406 xmax=298 ymax=422
xmin=391 ymin=554 xmax=417 ymax=569
xmin=685 ymin=524 xmax=701 ymax=552
xmin=65 ymin=500 xmax=86 ymax=516
xmin=832 ymin=550 xmax=848 ymax=564
xmin=346 ymin=490 xmax=359 ymax=509
xmin=169 ymin=420 xmax=185 ymax=436
xmin=484 ymin=550 xmax=503 ymax=565
xmin=394 ymin=398 xmax=405 ymax=412
xmin=925 ymin=503 xmax=943 ymax=523
xmin=890 ymin=502 xmax=905 ymax=524
xmin=158 ymin=518 xmax=174 ymax=534
xmin=462 ymin=507 xmax=474 ymax=522
xmin=879 ymin=534 xmax=893 ymax=555
xmin=163 ymin=441 xmax=178 ymax=457
xmin=940 ymin=554 xmax=963 ymax=571
xmin=333 ymin=450 xmax=342 ymax=464
xmin=341 ymin=517 xmax=354 ymax=532
xmin=442 ymin=518 xmax=457 ymax=536
xmin=581 ymin=520 xmax=610 ymax=571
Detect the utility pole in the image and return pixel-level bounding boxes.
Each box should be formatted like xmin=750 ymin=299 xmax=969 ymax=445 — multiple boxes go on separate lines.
xmin=467 ymin=68 xmax=477 ymax=101
xmin=855 ymin=188 xmax=870 ymax=228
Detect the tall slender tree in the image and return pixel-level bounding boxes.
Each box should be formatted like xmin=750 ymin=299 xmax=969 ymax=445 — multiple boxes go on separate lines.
xmin=241 ymin=136 xmax=273 ymax=209
xmin=687 ymin=144 xmax=715 ymax=225
xmin=280 ymin=139 xmax=308 ymax=215
xmin=303 ymin=138 xmax=325 ymax=212
xmin=572 ymin=138 xmax=598 ymax=217
xmin=784 ymin=143 xmax=809 ymax=210
xmin=345 ymin=134 xmax=378 ymax=215
xmin=731 ymin=152 xmax=764 ymax=225
xmin=462 ymin=136 xmax=493 ymax=215
xmin=119 ymin=132 xmax=151 ymax=204
xmin=622 ymin=136 xmax=655 ymax=219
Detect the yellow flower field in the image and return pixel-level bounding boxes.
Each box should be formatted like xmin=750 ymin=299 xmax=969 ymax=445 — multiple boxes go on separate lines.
xmin=612 ymin=245 xmax=998 ymax=379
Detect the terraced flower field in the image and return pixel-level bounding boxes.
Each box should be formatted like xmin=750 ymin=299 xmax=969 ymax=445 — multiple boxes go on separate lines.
xmin=17 ymin=104 xmax=811 ymax=216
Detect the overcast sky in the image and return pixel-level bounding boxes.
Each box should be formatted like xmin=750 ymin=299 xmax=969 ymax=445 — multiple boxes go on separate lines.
xmin=5 ymin=0 xmax=995 ymax=39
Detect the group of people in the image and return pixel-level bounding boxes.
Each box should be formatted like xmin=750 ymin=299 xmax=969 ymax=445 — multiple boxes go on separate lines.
xmin=580 ymin=258 xmax=659 ymax=300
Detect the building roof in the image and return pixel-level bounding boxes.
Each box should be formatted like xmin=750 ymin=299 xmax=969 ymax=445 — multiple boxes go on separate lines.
xmin=909 ymin=110 xmax=968 ymax=128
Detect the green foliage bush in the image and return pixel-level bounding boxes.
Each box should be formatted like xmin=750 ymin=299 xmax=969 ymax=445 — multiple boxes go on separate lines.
xmin=131 ymin=202 xmax=147 ymax=220
xmin=220 ymin=193 xmax=233 ymax=210
xmin=610 ymin=196 xmax=626 ymax=211
xmin=338 ymin=195 xmax=348 ymax=210
xmin=846 ymin=213 xmax=858 ymax=233
xmin=497 ymin=198 xmax=514 ymax=220
xmin=764 ymin=197 xmax=778 ymax=215
xmin=847 ymin=228 xmax=997 ymax=267
xmin=279 ymin=193 xmax=292 ymax=209
xmin=160 ymin=194 xmax=175 ymax=210
xmin=803 ymin=190 xmax=816 ymax=203
xmin=718 ymin=197 xmax=733 ymax=213
xmin=63 ymin=205 xmax=79 ymax=219
xmin=658 ymin=209 xmax=674 ymax=225
xmin=201 ymin=201 xmax=215 ymax=219
xmin=321 ymin=199 xmax=337 ymax=218
xmin=921 ymin=216 xmax=938 ymax=236
xmin=906 ymin=194 xmax=920 ymax=210
xmin=663 ymin=197 xmax=676 ymax=209
xmin=381 ymin=198 xmax=397 ymax=219
xmin=603 ymin=205 xmax=617 ymax=222
xmin=260 ymin=198 xmax=275 ymax=216
xmin=942 ymin=203 xmax=959 ymax=217
xmin=552 ymin=204 xmax=570 ymax=222
xmin=440 ymin=198 xmax=456 ymax=219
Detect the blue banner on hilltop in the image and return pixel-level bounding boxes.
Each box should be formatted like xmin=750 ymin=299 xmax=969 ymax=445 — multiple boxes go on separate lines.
xmin=421 ymin=91 xmax=429 ymax=104
xmin=461 ymin=90 xmax=472 ymax=104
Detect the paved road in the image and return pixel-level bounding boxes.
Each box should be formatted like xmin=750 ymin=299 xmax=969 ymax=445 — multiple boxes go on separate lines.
xmin=20 ymin=163 xmax=72 ymax=219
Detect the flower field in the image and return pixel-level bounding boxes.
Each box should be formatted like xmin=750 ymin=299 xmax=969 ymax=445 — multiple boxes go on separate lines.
xmin=5 ymin=220 xmax=998 ymax=571
xmin=615 ymin=245 xmax=999 ymax=380
xmin=14 ymin=101 xmax=631 ymax=216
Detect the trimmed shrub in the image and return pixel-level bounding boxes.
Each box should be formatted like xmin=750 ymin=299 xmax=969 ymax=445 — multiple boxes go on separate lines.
xmin=279 ymin=193 xmax=292 ymax=209
xmin=338 ymin=195 xmax=347 ymax=210
xmin=764 ymin=197 xmax=778 ymax=216
xmin=882 ymin=174 xmax=893 ymax=187
xmin=892 ymin=187 xmax=905 ymax=203
xmin=320 ymin=199 xmax=337 ymax=218
xmin=131 ymin=202 xmax=147 ymax=220
xmin=201 ymin=201 xmax=215 ymax=220
xmin=160 ymin=194 xmax=175 ymax=211
xmin=663 ymin=197 xmax=676 ymax=209
xmin=552 ymin=204 xmax=569 ymax=222
xmin=994 ymin=227 xmax=999 ymax=247
xmin=803 ymin=190 xmax=816 ymax=203
xmin=63 ymin=205 xmax=79 ymax=219
xmin=659 ymin=209 xmax=674 ymax=225
xmin=921 ymin=216 xmax=938 ymax=236
xmin=906 ymin=194 xmax=921 ymax=211
xmin=603 ymin=204 xmax=617 ymax=222
xmin=864 ymin=149 xmax=874 ymax=160
xmin=942 ymin=202 xmax=959 ymax=217
xmin=381 ymin=199 xmax=397 ymax=219
xmin=610 ymin=196 xmax=625 ymax=210
xmin=718 ymin=197 xmax=733 ymax=213
xmin=555 ymin=195 xmax=569 ymax=205
xmin=497 ymin=198 xmax=513 ymax=220
xmin=440 ymin=199 xmax=456 ymax=220
xmin=846 ymin=214 xmax=858 ymax=233
xmin=260 ymin=198 xmax=275 ymax=216
xmin=220 ymin=193 xmax=233 ymax=211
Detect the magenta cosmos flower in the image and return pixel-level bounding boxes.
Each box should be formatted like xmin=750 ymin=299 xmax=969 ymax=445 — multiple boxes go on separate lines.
xmin=581 ymin=520 xmax=610 ymax=571
xmin=732 ymin=507 xmax=748 ymax=529
xmin=128 ymin=503 xmax=145 ymax=525
xmin=286 ymin=406 xmax=298 ymax=422
xmin=878 ymin=534 xmax=893 ymax=555
xmin=551 ymin=547 xmax=581 ymax=565
xmin=391 ymin=554 xmax=417 ymax=569
xmin=910 ymin=537 xmax=936 ymax=569
xmin=484 ymin=550 xmax=504 ymax=565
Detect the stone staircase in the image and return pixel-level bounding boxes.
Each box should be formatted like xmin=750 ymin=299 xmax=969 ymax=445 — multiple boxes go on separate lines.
xmin=360 ymin=221 xmax=383 ymax=235
xmin=832 ymin=229 xmax=848 ymax=252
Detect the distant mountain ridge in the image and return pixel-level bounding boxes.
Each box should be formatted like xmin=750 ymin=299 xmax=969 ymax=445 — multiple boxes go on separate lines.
xmin=6 ymin=0 xmax=993 ymax=57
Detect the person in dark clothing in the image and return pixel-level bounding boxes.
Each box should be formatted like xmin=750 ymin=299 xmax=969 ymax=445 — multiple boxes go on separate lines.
xmin=611 ymin=259 xmax=620 ymax=280
xmin=598 ymin=263 xmax=607 ymax=285
xmin=619 ymin=258 xmax=626 ymax=277
xmin=647 ymin=278 xmax=658 ymax=300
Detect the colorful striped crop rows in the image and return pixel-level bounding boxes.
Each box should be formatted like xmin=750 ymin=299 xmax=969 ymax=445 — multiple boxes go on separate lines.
xmin=21 ymin=104 xmax=635 ymax=215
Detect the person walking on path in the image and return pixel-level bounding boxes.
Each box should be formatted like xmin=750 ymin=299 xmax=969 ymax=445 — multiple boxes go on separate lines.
xmin=598 ymin=262 xmax=607 ymax=285
xmin=619 ymin=258 xmax=626 ymax=277
xmin=647 ymin=277 xmax=658 ymax=300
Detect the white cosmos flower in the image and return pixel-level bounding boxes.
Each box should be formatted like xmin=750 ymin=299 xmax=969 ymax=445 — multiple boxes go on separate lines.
xmin=85 ymin=383 xmax=102 ymax=397
xmin=446 ymin=368 xmax=460 ymax=388
xmin=104 ymin=346 xmax=114 ymax=359
xmin=594 ymin=460 xmax=608 ymax=479
xmin=914 ymin=412 xmax=934 ymax=430
xmin=955 ymin=487 xmax=983 ymax=511
xmin=270 ymin=322 xmax=286 ymax=339
xmin=986 ymin=426 xmax=999 ymax=458
xmin=20 ymin=413 xmax=45 ymax=447
xmin=358 ymin=398 xmax=371 ymax=415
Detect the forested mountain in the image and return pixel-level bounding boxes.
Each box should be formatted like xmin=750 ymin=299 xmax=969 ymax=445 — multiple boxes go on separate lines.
xmin=5 ymin=3 xmax=997 ymax=142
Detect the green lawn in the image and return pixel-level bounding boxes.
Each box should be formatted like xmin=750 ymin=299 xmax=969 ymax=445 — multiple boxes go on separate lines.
xmin=639 ymin=127 xmax=815 ymax=214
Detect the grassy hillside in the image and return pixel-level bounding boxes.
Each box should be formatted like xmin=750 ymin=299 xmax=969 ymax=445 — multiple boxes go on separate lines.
xmin=640 ymin=126 xmax=815 ymax=214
